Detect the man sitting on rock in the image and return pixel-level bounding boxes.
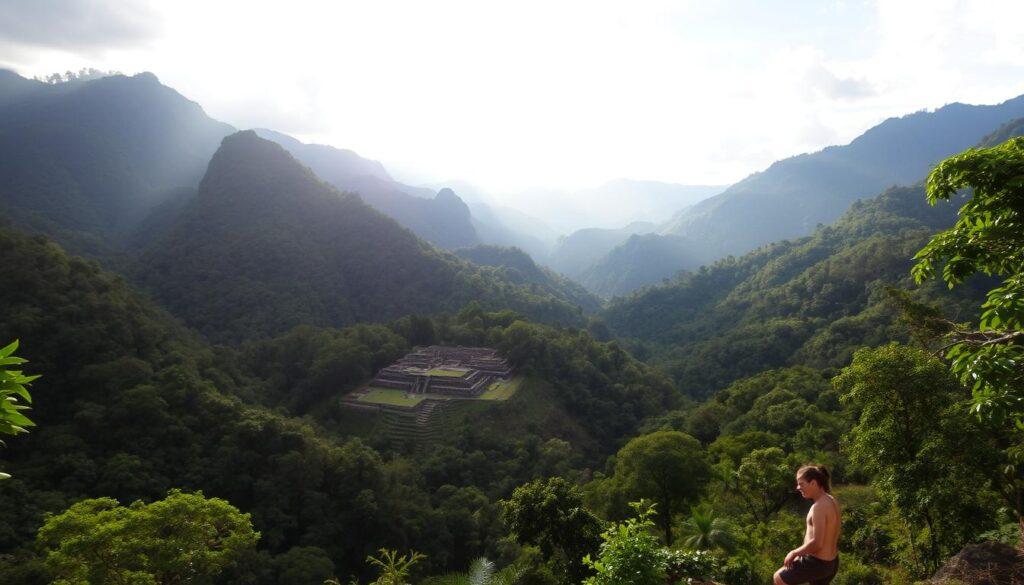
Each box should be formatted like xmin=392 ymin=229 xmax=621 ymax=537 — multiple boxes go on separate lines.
xmin=774 ymin=465 xmax=841 ymax=585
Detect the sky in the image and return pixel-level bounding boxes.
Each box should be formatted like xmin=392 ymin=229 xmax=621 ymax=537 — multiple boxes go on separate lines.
xmin=2 ymin=0 xmax=1024 ymax=196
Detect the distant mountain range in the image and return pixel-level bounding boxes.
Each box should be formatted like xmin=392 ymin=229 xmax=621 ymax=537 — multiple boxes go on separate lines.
xmin=5 ymin=67 xmax=1024 ymax=312
xmin=0 ymin=70 xmax=232 ymax=256
xmin=578 ymin=233 xmax=708 ymax=298
xmin=547 ymin=222 xmax=658 ymax=278
xmin=575 ymin=95 xmax=1024 ymax=297
xmin=601 ymin=119 xmax=1024 ymax=395
xmin=0 ymin=69 xmax=510 ymax=255
xmin=253 ymin=129 xmax=481 ymax=250
xmin=134 ymin=131 xmax=588 ymax=341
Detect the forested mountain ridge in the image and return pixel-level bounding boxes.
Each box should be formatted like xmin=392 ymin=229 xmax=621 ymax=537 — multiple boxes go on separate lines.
xmin=578 ymin=233 xmax=710 ymax=298
xmin=549 ymin=101 xmax=1024 ymax=298
xmin=662 ymin=94 xmax=1024 ymax=260
xmin=0 ymin=70 xmax=233 ymax=256
xmin=0 ymin=69 xmax=481 ymax=261
xmin=548 ymin=222 xmax=657 ymax=278
xmin=133 ymin=131 xmax=586 ymax=341
xmin=602 ymin=181 xmax=993 ymax=396
xmin=255 ymin=129 xmax=480 ymax=249
xmin=454 ymin=245 xmax=603 ymax=313
xmin=581 ymin=233 xmax=708 ymax=297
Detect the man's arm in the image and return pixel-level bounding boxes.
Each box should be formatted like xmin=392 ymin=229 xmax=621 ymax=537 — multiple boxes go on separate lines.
xmin=784 ymin=504 xmax=826 ymax=566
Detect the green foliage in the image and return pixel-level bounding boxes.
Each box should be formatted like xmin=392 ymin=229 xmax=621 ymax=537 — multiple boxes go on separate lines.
xmin=678 ymin=505 xmax=737 ymax=552
xmin=912 ymin=136 xmax=1024 ymax=423
xmin=830 ymin=557 xmax=885 ymax=585
xmin=36 ymin=489 xmax=258 ymax=584
xmin=455 ymin=245 xmax=603 ymax=314
xmin=419 ymin=556 xmax=525 ymax=585
xmin=609 ymin=431 xmax=711 ymax=544
xmin=0 ymin=339 xmax=38 ymax=479
xmin=365 ymin=549 xmax=426 ymax=585
xmin=583 ymin=501 xmax=667 ymax=585
xmin=500 ymin=477 xmax=603 ymax=583
xmin=730 ymin=447 xmax=795 ymax=524
xmin=662 ymin=548 xmax=721 ymax=583
xmin=0 ymin=226 xmax=685 ymax=580
xmin=271 ymin=546 xmax=336 ymax=585
xmin=836 ymin=344 xmax=996 ymax=573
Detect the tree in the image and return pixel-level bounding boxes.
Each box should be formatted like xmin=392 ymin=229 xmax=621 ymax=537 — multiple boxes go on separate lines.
xmin=0 ymin=339 xmax=38 ymax=479
xmin=500 ymin=477 xmax=604 ymax=583
xmin=730 ymin=447 xmax=795 ymax=523
xmin=911 ymin=136 xmax=1024 ymax=424
xmin=679 ymin=505 xmax=737 ymax=552
xmin=419 ymin=557 xmax=523 ymax=585
xmin=365 ymin=549 xmax=426 ymax=585
xmin=583 ymin=501 xmax=667 ymax=585
xmin=835 ymin=344 xmax=993 ymax=574
xmin=612 ymin=431 xmax=711 ymax=544
xmin=36 ymin=489 xmax=258 ymax=584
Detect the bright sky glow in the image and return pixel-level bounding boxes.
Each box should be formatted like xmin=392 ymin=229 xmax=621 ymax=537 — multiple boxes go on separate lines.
xmin=3 ymin=0 xmax=1024 ymax=196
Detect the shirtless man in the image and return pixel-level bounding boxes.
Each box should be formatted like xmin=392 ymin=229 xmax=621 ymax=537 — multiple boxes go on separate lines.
xmin=773 ymin=465 xmax=841 ymax=585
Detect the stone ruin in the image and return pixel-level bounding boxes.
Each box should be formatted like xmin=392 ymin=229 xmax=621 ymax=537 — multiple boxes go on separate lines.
xmin=367 ymin=345 xmax=513 ymax=398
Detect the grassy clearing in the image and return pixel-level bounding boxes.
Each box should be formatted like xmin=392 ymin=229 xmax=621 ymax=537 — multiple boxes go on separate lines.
xmin=478 ymin=376 xmax=523 ymax=401
xmin=424 ymin=368 xmax=467 ymax=377
xmin=358 ymin=388 xmax=425 ymax=407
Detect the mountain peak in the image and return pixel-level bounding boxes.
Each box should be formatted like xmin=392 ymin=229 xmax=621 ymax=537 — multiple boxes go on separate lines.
xmin=130 ymin=71 xmax=161 ymax=84
xmin=213 ymin=130 xmax=299 ymax=167
xmin=198 ymin=131 xmax=324 ymax=207
xmin=436 ymin=187 xmax=460 ymax=202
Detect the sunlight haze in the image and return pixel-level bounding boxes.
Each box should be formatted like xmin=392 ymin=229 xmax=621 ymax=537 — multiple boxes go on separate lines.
xmin=3 ymin=0 xmax=1023 ymax=198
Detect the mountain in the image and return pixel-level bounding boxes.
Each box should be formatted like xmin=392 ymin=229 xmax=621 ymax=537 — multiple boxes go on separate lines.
xmin=978 ymin=117 xmax=1024 ymax=147
xmin=578 ymin=233 xmax=711 ymax=298
xmin=603 ymin=181 xmax=988 ymax=397
xmin=600 ymin=104 xmax=1024 ymax=398
xmin=253 ymin=128 xmax=392 ymax=183
xmin=454 ymin=245 xmax=603 ymax=313
xmin=0 ymin=70 xmax=233 ymax=255
xmin=134 ymin=131 xmax=584 ymax=341
xmin=661 ymin=94 xmax=1024 ymax=261
xmin=0 ymin=70 xmax=479 ymax=259
xmin=255 ymin=129 xmax=480 ymax=249
xmin=548 ymin=222 xmax=657 ymax=277
xmin=416 ymin=179 xmax=560 ymax=260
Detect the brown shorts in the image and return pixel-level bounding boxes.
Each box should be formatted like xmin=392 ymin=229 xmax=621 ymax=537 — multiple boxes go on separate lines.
xmin=779 ymin=555 xmax=839 ymax=585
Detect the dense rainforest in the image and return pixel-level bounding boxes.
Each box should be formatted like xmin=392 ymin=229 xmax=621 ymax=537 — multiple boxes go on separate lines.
xmin=0 ymin=225 xmax=679 ymax=583
xmin=2 ymin=69 xmax=1024 ymax=585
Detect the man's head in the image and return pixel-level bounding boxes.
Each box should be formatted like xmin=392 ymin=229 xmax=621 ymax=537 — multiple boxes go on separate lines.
xmin=795 ymin=464 xmax=831 ymax=499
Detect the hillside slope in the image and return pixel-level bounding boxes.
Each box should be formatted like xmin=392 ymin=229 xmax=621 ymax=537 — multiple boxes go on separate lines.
xmin=604 ymin=182 xmax=990 ymax=396
xmin=662 ymin=94 xmax=1024 ymax=260
xmin=255 ymin=129 xmax=480 ymax=249
xmin=134 ymin=131 xmax=584 ymax=341
xmin=579 ymin=233 xmax=710 ymax=298
xmin=454 ymin=245 xmax=603 ymax=313
xmin=0 ymin=71 xmax=233 ymax=255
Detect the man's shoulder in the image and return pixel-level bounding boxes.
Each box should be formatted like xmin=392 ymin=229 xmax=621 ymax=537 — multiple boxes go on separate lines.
xmin=812 ymin=495 xmax=840 ymax=517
